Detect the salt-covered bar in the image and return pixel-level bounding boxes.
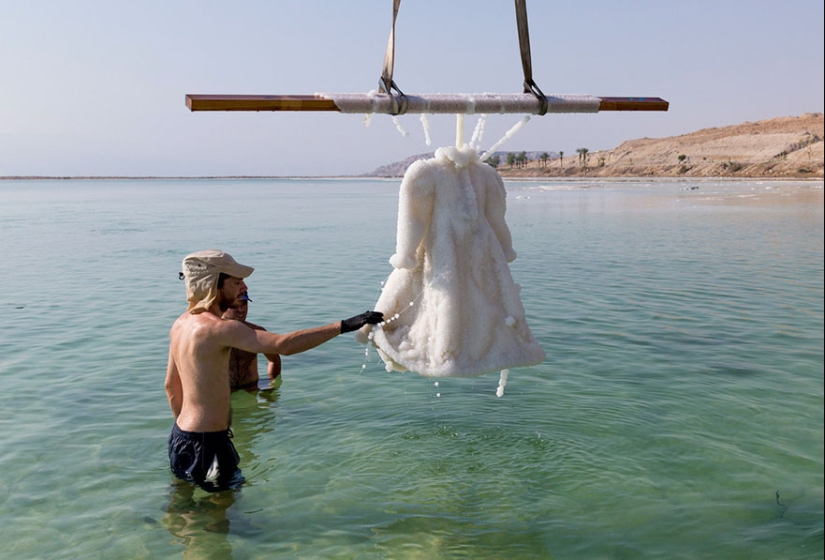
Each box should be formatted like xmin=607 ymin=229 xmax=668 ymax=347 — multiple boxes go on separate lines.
xmin=185 ymin=93 xmax=669 ymax=114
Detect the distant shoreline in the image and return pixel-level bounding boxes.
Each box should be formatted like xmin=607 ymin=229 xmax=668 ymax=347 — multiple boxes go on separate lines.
xmin=0 ymin=175 xmax=362 ymax=181
xmin=2 ymin=175 xmax=823 ymax=182
xmin=4 ymin=114 xmax=822 ymax=182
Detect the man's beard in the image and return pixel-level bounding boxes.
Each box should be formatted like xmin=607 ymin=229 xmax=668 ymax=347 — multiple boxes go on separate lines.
xmin=218 ymin=291 xmax=240 ymax=312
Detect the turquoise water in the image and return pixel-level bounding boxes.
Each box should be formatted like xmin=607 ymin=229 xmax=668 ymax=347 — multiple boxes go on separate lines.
xmin=0 ymin=177 xmax=822 ymax=559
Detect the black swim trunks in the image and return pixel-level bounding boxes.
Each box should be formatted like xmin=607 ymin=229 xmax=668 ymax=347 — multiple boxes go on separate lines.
xmin=168 ymin=423 xmax=245 ymax=492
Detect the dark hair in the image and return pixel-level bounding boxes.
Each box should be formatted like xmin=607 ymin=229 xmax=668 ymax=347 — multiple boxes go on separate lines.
xmin=217 ymin=272 xmax=231 ymax=288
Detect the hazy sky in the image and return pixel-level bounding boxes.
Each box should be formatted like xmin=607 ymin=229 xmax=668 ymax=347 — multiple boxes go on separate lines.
xmin=1 ymin=0 xmax=823 ymax=176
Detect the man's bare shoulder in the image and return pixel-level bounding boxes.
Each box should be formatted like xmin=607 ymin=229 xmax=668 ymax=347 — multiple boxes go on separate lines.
xmin=171 ymin=311 xmax=241 ymax=339
xmin=171 ymin=311 xmax=258 ymax=360
xmin=172 ymin=310 xmax=216 ymax=329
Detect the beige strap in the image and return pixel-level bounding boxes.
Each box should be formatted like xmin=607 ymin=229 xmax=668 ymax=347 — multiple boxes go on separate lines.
xmin=514 ymin=0 xmax=548 ymax=115
xmin=379 ymin=0 xmax=407 ymax=115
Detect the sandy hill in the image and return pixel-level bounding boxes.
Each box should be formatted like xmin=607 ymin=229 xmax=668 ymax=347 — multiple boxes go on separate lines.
xmin=370 ymin=114 xmax=823 ymax=179
xmin=499 ymin=113 xmax=823 ymax=179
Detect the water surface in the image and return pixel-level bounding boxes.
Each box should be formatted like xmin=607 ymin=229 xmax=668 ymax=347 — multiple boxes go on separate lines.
xmin=0 ymin=177 xmax=822 ymax=559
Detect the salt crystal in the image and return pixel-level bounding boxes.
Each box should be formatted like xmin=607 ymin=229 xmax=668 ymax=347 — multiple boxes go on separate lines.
xmin=496 ymin=369 xmax=509 ymax=398
xmin=420 ymin=114 xmax=432 ymax=146
xmin=469 ymin=114 xmax=487 ymax=148
xmin=392 ymin=116 xmax=409 ymax=137
xmin=481 ymin=116 xmax=531 ymax=161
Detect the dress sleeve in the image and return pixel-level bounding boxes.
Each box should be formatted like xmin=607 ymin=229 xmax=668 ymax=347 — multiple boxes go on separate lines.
xmin=390 ymin=160 xmax=435 ymax=269
xmin=484 ymin=170 xmax=517 ymax=263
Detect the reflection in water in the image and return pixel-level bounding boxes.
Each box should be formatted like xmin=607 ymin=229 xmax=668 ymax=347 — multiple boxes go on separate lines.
xmin=162 ymin=384 xmax=282 ymax=558
xmin=163 ymin=480 xmax=237 ymax=559
xmin=231 ymin=383 xmax=281 ymax=482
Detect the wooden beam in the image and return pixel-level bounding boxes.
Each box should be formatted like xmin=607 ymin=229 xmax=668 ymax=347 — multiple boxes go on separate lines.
xmin=185 ymin=94 xmax=338 ymax=112
xmin=186 ymin=93 xmax=669 ymax=113
xmin=598 ymin=97 xmax=670 ymax=111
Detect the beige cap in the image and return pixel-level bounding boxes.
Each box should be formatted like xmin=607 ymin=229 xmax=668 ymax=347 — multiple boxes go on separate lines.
xmin=182 ymin=250 xmax=254 ymax=313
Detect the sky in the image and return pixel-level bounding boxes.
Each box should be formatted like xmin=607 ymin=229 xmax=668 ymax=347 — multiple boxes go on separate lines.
xmin=1 ymin=0 xmax=823 ymax=177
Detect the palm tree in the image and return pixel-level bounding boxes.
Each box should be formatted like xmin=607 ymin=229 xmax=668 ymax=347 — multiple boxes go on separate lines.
xmin=558 ymin=151 xmax=564 ymax=168
xmin=576 ymin=148 xmax=589 ymax=167
xmin=540 ymin=152 xmax=549 ymax=167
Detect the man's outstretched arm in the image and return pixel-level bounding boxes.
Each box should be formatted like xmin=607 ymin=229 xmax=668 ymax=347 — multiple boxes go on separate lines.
xmin=224 ymin=311 xmax=384 ymax=357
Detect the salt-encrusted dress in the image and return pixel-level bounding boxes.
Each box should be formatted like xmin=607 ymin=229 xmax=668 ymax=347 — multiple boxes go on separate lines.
xmin=359 ymin=145 xmax=545 ymax=377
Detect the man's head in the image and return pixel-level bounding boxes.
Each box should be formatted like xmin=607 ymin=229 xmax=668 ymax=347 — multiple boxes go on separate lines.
xmin=181 ymin=250 xmax=254 ymax=314
xmin=223 ymin=291 xmax=251 ymax=321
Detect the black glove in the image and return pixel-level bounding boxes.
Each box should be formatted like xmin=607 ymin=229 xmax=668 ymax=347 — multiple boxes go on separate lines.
xmin=341 ymin=310 xmax=384 ymax=333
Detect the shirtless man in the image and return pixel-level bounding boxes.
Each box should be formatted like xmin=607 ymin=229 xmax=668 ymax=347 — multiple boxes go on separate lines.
xmin=166 ymin=250 xmax=383 ymax=492
xmin=222 ymin=291 xmax=282 ymax=390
